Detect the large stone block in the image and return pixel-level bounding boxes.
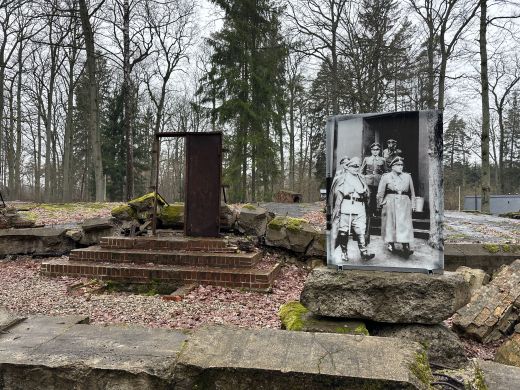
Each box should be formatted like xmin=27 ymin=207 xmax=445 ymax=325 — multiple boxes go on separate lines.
xmin=300 ymin=268 xmax=471 ymax=324
xmin=478 ymin=359 xmax=520 ymax=389
xmin=175 ymin=326 xmax=431 ymax=389
xmin=0 ymin=315 xmax=187 ymax=390
xmin=371 ymin=323 xmax=467 ymax=368
xmin=0 ymin=227 xmax=76 ymax=256
xmin=265 ymin=216 xmax=318 ymax=253
xmin=452 ymin=259 xmax=520 ymax=343
xmin=495 ymin=333 xmax=520 ymax=368
xmin=237 ymin=205 xmax=270 ymax=236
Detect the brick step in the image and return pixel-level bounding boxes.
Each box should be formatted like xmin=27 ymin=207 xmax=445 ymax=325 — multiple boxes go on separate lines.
xmin=99 ymin=236 xmax=235 ymax=252
xmin=41 ymin=259 xmax=281 ymax=290
xmin=69 ymin=246 xmax=261 ymax=268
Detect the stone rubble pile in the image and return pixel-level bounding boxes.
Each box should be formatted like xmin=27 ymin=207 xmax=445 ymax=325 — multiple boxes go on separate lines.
xmin=290 ymin=267 xmax=472 ymax=369
xmin=452 ymin=259 xmax=520 ymax=368
xmin=0 ymin=207 xmax=36 ymax=229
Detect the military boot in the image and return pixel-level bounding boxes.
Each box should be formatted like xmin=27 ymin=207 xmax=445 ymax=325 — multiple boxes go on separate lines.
xmin=402 ymin=243 xmax=414 ymax=258
xmin=387 ymin=242 xmax=396 ymax=253
xmin=360 ymin=247 xmax=375 ymax=260
xmin=338 ymin=231 xmax=349 ymax=262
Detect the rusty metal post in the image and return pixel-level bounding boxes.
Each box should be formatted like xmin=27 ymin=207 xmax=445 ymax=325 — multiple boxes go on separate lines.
xmin=152 ymin=136 xmax=161 ymax=236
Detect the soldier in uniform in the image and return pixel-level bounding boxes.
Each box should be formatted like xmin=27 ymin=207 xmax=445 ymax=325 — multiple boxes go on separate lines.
xmin=361 ymin=142 xmax=385 ymax=216
xmin=332 ymin=157 xmax=375 ymax=262
xmin=383 ymin=139 xmax=402 ymax=172
xmin=377 ymin=156 xmax=416 ymax=258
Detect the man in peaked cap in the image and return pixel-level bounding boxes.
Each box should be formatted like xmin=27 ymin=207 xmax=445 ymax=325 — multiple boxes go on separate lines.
xmin=377 ymin=156 xmax=416 ymax=258
xmin=383 ymin=139 xmax=402 ymax=172
xmin=361 ymin=142 xmax=385 ymax=216
xmin=332 ymin=156 xmax=375 ymax=262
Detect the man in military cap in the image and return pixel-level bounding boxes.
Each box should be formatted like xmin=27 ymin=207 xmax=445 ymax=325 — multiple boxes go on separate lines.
xmin=377 ymin=156 xmax=416 ymax=258
xmin=361 ymin=142 xmax=385 ymax=216
xmin=383 ymin=139 xmax=402 ymax=172
xmin=332 ymin=157 xmax=375 ymax=262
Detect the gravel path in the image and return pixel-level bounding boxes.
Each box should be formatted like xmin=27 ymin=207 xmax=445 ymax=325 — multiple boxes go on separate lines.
xmin=0 ymin=255 xmax=308 ymax=330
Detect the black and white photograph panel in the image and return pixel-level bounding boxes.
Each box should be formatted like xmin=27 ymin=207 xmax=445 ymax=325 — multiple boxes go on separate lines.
xmin=326 ymin=111 xmax=444 ymax=272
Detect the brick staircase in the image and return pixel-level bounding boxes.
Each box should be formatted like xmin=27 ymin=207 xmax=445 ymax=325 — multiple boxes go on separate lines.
xmin=41 ymin=236 xmax=281 ymax=291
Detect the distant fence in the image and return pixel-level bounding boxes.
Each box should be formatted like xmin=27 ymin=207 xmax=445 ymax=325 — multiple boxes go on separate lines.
xmin=464 ymin=195 xmax=520 ymax=215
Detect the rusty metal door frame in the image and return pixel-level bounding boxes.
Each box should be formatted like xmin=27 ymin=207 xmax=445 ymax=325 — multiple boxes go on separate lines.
xmin=151 ymin=132 xmax=223 ymax=236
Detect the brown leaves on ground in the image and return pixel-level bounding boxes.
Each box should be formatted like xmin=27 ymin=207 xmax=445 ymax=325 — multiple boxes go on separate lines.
xmin=0 ymin=255 xmax=308 ymax=330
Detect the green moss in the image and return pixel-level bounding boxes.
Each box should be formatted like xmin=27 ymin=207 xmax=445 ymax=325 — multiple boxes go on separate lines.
xmin=40 ymin=203 xmax=77 ymax=211
xmin=482 ymin=244 xmax=500 ymax=254
xmin=158 ymin=203 xmax=184 ymax=225
xmin=279 ymin=301 xmax=309 ymax=331
xmin=354 ymin=324 xmax=370 ymax=336
xmin=19 ymin=211 xmax=37 ymax=221
xmin=111 ymin=204 xmax=137 ymax=219
xmin=267 ymin=216 xmax=285 ymax=231
xmin=473 ymin=366 xmax=488 ymax=390
xmin=267 ymin=216 xmax=309 ymax=232
xmin=447 ymin=233 xmax=468 ymax=241
xmin=409 ymin=351 xmax=433 ymax=387
xmin=334 ymin=324 xmax=369 ymax=336
xmin=242 ymin=203 xmax=257 ymax=210
xmin=286 ymin=217 xmax=308 ymax=232
xmin=502 ymin=244 xmax=511 ymax=252
xmin=129 ymin=192 xmax=165 ymax=204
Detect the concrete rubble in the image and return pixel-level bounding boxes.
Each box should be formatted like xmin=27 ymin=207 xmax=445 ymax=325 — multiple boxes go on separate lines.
xmin=0 ymin=312 xmax=431 ymax=390
xmin=300 ymin=267 xmax=471 ymax=324
xmin=452 ymin=259 xmax=520 ymax=343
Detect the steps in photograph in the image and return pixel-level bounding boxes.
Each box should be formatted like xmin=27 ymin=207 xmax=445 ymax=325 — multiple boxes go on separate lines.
xmin=41 ymin=236 xmax=280 ymax=291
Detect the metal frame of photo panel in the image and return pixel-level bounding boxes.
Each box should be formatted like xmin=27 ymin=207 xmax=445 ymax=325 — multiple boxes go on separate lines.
xmin=325 ymin=110 xmax=444 ymax=274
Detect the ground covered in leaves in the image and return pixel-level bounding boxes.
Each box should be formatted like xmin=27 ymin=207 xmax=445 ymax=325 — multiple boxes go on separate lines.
xmin=0 ymin=255 xmax=307 ymax=330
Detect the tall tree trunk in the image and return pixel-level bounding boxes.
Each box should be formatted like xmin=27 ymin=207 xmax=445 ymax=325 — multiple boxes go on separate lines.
xmin=14 ymin=44 xmax=23 ymax=199
xmin=62 ymin=50 xmax=75 ymax=202
xmin=479 ymin=0 xmax=491 ymax=213
xmin=7 ymin=81 xmax=15 ymax=197
xmin=78 ymin=0 xmax=104 ymax=201
xmin=123 ymin=0 xmax=134 ymax=200
xmin=35 ymin=113 xmax=42 ymax=201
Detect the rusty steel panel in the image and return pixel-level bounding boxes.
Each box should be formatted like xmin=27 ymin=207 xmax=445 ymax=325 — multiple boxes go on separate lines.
xmin=184 ymin=133 xmax=222 ymax=237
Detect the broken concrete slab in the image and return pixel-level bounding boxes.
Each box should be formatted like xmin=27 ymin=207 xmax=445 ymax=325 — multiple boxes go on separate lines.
xmin=236 ymin=205 xmax=270 ymax=237
xmin=0 ymin=315 xmax=187 ymax=390
xmin=495 ymin=333 xmax=520 ymax=368
xmin=301 ymin=268 xmax=471 ymax=324
xmin=175 ymin=326 xmax=431 ymax=389
xmin=265 ymin=216 xmax=318 ymax=253
xmin=0 ymin=227 xmax=77 ymax=256
xmin=452 ymin=259 xmax=520 ymax=342
xmin=445 ymin=243 xmax=520 ymax=273
xmin=371 ymin=323 xmax=467 ymax=368
xmin=455 ymin=266 xmax=490 ymax=296
xmin=478 ymin=359 xmax=520 ymax=389
xmin=0 ymin=308 xmax=25 ymax=333
xmin=81 ymin=217 xmax=116 ymax=232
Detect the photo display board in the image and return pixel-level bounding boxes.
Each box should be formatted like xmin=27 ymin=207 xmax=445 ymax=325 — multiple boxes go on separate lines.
xmin=325 ymin=111 xmax=444 ymax=272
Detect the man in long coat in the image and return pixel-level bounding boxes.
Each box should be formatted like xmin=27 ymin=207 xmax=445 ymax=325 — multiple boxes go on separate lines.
xmin=377 ymin=156 xmax=416 ymax=258
xmin=332 ymin=157 xmax=375 ymax=262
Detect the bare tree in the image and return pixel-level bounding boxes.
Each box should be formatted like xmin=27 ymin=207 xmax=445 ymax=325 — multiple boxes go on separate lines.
xmin=408 ymin=0 xmax=480 ymax=109
xmin=144 ymin=0 xmax=195 ymax=190
xmin=287 ymin=0 xmax=351 ymax=115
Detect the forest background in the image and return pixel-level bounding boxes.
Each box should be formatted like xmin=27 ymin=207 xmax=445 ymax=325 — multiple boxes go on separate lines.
xmin=0 ymin=0 xmax=519 ymax=212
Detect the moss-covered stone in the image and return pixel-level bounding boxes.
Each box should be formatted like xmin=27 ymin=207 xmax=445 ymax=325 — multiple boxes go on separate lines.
xmin=128 ymin=192 xmax=166 ymax=211
xmin=482 ymin=243 xmax=500 ymax=254
xmin=242 ymin=203 xmax=257 ymax=210
xmin=267 ymin=216 xmax=285 ymax=231
xmin=158 ymin=203 xmax=184 ymax=227
xmin=266 ymin=216 xmax=309 ymax=232
xmin=409 ymin=351 xmax=433 ymax=387
xmin=111 ymin=204 xmax=137 ymax=220
xmin=279 ymin=301 xmax=309 ymax=331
